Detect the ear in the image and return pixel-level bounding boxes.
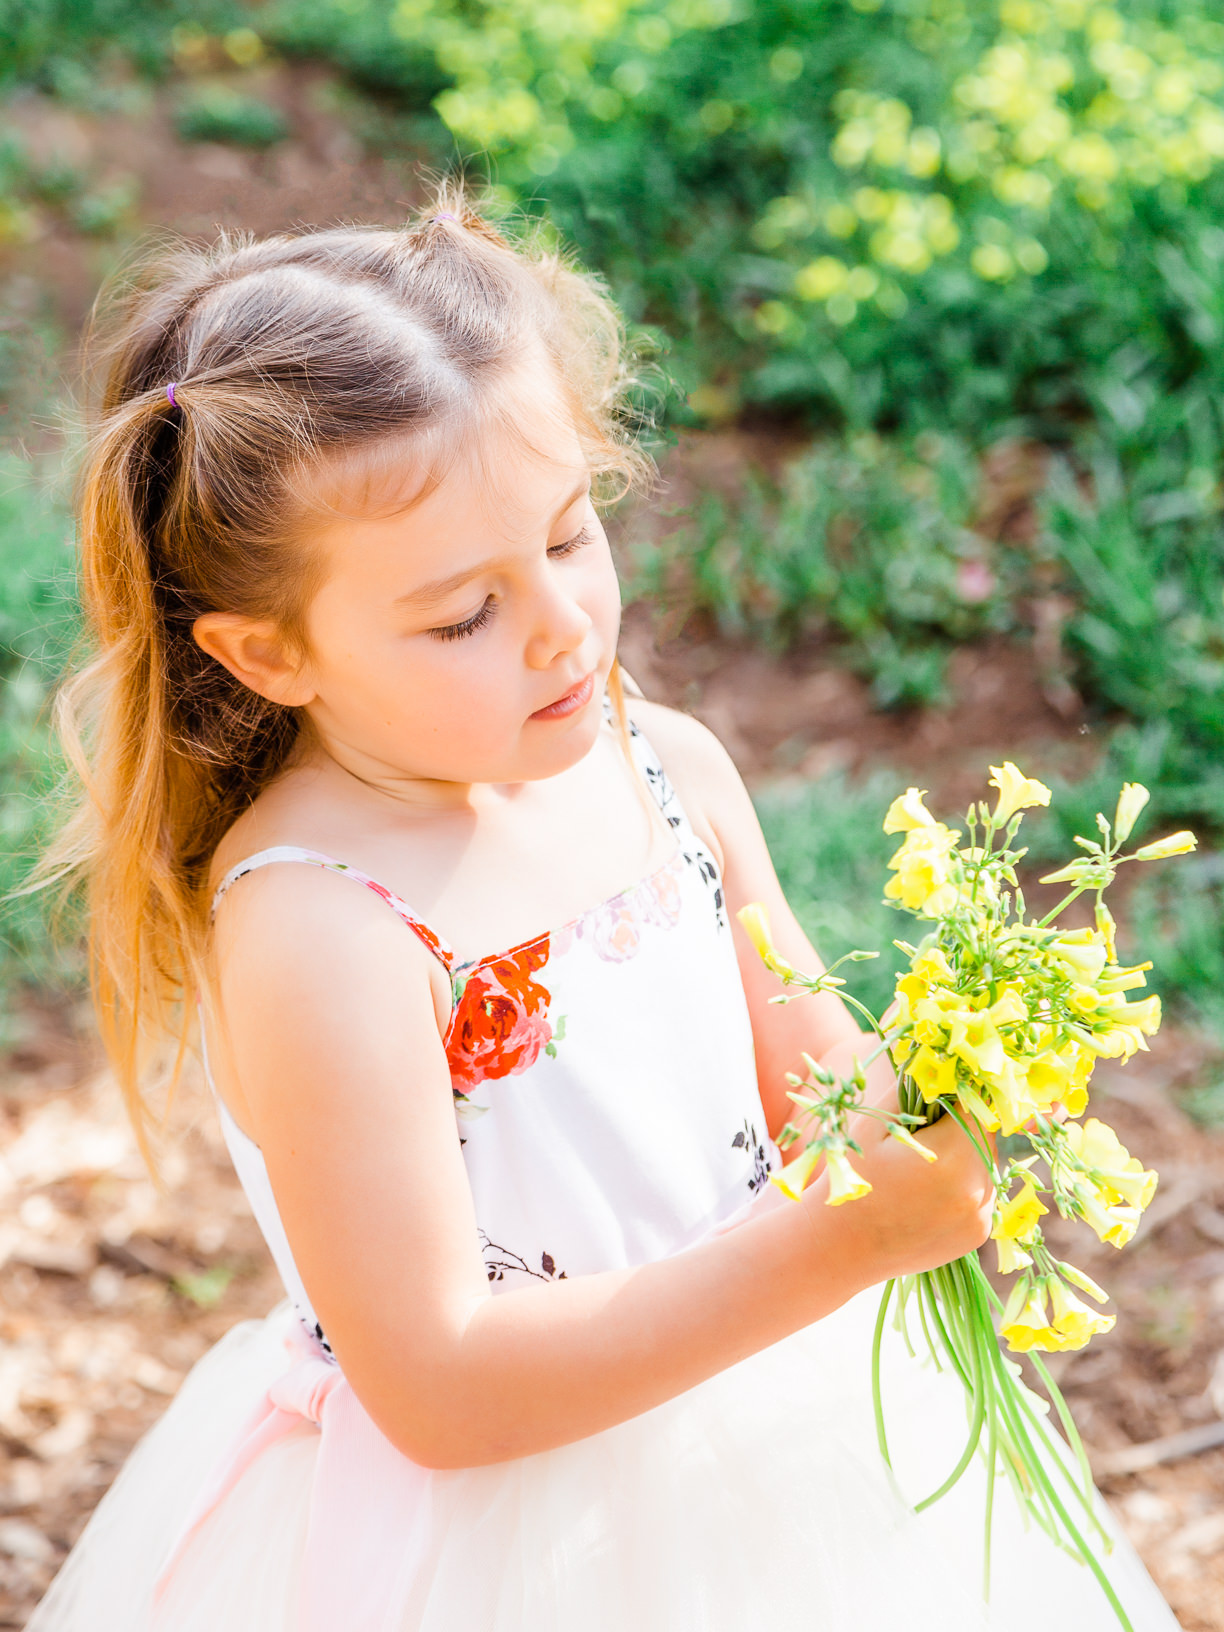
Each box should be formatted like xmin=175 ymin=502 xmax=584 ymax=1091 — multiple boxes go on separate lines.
xmin=192 ymin=612 xmax=316 ymax=708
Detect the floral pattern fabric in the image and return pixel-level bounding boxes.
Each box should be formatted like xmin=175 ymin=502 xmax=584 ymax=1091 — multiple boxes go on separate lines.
xmin=208 ymin=714 xmax=774 ymax=1326
xmin=447 ymin=940 xmax=556 ymax=1096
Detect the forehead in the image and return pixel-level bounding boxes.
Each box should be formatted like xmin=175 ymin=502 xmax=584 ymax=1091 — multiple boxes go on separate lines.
xmin=305 ymin=355 xmax=589 ymax=544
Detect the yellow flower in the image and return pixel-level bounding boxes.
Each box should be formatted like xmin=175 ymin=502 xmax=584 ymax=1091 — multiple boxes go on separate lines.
xmin=996 ymin=1236 xmax=1033 ymax=1275
xmin=945 ymin=1008 xmax=1006 ymax=1080
xmin=993 ymin=1172 xmax=1048 ymax=1243
xmin=908 ymin=1043 xmax=959 ymax=1102
xmin=1048 ymin=1278 xmax=1116 ymax=1349
xmin=1058 ymin=1260 xmax=1110 ymax=1304
xmin=1064 ymin=1118 xmax=1158 ymax=1210
xmin=770 ymin=1139 xmax=824 ymax=1201
xmin=1048 ymin=927 xmax=1109 ymax=984
xmin=989 ymin=762 xmax=1052 ymax=825
xmin=989 ymin=1055 xmax=1038 ymax=1136
xmin=1097 ymin=962 xmax=1151 ymax=995
xmin=1025 ymin=1049 xmax=1074 ymax=1110
xmin=825 ymin=1147 xmax=873 ymax=1205
xmin=883 ymin=786 xmax=938 ymax=833
xmin=1000 ymin=1282 xmax=1061 ymax=1352
xmin=1133 ymin=830 xmax=1197 ymax=861
xmin=884 ymin=824 xmax=962 ymax=916
xmin=1070 ymin=1182 xmax=1141 ymax=1248
xmin=911 ymin=946 xmax=956 ymax=985
xmin=956 ymin=1080 xmax=1001 ymax=1132
xmin=887 ymin=1122 xmax=939 ymax=1162
xmin=989 ymin=985 xmax=1028 ymax=1027
xmin=1113 ymin=782 xmax=1150 ymax=843
xmin=737 ymin=902 xmax=797 ymax=982
xmin=1095 ymin=900 xmax=1118 ymax=962
xmin=1089 ymin=994 xmax=1162 ymax=1060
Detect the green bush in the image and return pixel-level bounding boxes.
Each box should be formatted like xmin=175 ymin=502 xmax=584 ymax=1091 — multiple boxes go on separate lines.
xmin=172 ymin=84 xmax=290 ymax=147
xmin=249 ymin=0 xmax=1224 ymax=441
xmin=628 ymin=430 xmax=1015 ymax=705
xmin=0 ymin=0 xmax=241 ymax=86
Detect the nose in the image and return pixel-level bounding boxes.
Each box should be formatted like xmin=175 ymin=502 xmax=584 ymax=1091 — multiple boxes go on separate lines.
xmin=524 ymin=568 xmax=593 ymax=670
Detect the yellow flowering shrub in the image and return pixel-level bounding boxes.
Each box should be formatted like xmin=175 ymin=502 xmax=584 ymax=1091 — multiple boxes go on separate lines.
xmin=753 ymin=0 xmax=1224 ymax=327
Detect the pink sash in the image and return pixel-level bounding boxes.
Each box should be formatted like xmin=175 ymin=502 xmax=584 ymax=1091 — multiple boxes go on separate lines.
xmin=153 ymin=1322 xmax=432 ymax=1632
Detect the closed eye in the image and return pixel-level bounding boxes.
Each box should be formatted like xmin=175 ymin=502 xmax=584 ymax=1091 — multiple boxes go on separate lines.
xmin=427 ymin=526 xmax=592 ymax=641
xmin=548 ymin=524 xmax=595 ymax=559
xmin=429 ymin=597 xmax=494 ymax=642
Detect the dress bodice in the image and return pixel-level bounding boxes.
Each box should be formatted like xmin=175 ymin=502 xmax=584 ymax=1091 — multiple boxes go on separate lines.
xmin=205 ymin=718 xmax=777 ymax=1354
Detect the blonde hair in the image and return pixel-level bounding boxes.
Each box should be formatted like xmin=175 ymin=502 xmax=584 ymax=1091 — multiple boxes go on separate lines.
xmin=38 ymin=184 xmax=653 ymax=1155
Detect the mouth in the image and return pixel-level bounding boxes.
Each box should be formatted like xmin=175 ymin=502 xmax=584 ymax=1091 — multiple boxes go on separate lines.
xmin=530 ymin=672 xmax=596 ymax=721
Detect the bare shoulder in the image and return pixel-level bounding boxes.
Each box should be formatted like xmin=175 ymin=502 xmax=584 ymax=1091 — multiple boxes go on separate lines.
xmin=210 ymin=858 xmax=446 ymax=1013
xmin=625 ymin=698 xmax=751 ymax=865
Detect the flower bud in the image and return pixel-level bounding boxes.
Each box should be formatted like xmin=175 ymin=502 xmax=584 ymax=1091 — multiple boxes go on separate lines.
xmin=1133 ymin=831 xmax=1197 ymax=862
xmin=737 ymin=902 xmax=798 ymax=981
xmin=1112 ymin=782 xmax=1150 ymax=844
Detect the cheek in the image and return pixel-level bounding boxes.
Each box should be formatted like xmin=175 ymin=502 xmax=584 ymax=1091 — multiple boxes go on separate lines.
xmin=583 ymin=539 xmax=623 ymax=632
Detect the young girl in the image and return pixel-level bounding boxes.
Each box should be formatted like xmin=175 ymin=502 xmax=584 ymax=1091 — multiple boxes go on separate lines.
xmin=28 ymin=192 xmax=1176 ymax=1632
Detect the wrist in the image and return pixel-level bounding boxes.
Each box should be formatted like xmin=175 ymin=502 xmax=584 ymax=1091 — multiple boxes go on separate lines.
xmin=787 ymin=1177 xmax=875 ymax=1315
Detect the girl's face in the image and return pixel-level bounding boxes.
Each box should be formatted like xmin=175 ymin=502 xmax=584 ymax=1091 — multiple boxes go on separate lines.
xmin=291 ymin=369 xmax=623 ymax=792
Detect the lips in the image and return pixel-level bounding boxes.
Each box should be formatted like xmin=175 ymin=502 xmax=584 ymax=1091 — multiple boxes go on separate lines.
xmin=530 ymin=673 xmax=596 ymax=721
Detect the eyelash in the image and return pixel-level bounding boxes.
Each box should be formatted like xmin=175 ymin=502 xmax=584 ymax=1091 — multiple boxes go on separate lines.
xmin=428 ymin=525 xmax=595 ymax=642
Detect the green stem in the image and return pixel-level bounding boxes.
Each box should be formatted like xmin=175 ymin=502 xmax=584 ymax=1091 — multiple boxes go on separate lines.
xmin=893 ymin=1274 xmax=918 ymax=1360
xmin=1036 ymin=884 xmax=1089 ymax=928
xmin=872 ymin=1280 xmax=895 ymax=1469
xmin=982 ymin=1397 xmax=998 ymax=1601
xmin=1028 ymin=1350 xmax=1098 ymax=1509
xmin=963 ymin=1261 xmax=1108 ymax=1544
xmin=941 ymin=1102 xmax=997 ymax=1176
xmin=914 ymin=1332 xmax=986 ymax=1512
xmin=989 ymin=1351 xmax=1131 ymax=1629
xmin=912 ymin=1276 xmax=942 ymax=1373
xmin=920 ymin=1270 xmax=972 ymax=1391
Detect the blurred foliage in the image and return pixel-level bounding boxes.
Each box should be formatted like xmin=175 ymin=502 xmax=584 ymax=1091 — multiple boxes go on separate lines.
xmin=0 ymin=0 xmax=241 ymax=86
xmin=7 ymin=0 xmax=1224 ymax=437
xmin=756 ymin=769 xmax=909 ymax=1017
xmin=0 ymin=449 xmax=83 ymax=1017
xmin=626 ymin=430 xmax=1014 ymax=706
xmin=0 ymin=130 xmax=139 ymax=247
xmin=172 ymin=83 xmax=289 ymax=146
xmin=242 ymin=0 xmax=1224 ymax=436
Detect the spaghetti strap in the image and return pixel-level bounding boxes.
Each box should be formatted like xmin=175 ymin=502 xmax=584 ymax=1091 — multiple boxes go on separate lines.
xmin=209 ymin=845 xmax=455 ymax=973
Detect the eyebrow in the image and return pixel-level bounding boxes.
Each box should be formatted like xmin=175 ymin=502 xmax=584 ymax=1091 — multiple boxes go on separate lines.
xmin=393 ymin=477 xmax=592 ymax=611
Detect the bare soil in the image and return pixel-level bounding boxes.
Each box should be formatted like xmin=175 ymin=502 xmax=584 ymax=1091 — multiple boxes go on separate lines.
xmin=2 ymin=58 xmax=1223 ymax=1632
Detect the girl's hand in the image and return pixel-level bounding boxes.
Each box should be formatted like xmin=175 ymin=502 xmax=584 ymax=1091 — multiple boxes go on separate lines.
xmin=800 ymin=1099 xmax=994 ymax=1286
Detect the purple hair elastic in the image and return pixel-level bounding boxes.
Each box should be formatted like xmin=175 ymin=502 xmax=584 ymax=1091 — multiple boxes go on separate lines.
xmin=431 ymin=211 xmax=458 ymax=223
xmin=166 ymin=382 xmax=178 ymax=407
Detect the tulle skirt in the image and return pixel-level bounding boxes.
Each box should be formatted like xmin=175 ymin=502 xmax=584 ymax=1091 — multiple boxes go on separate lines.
xmin=26 ymin=1288 xmax=1178 ymax=1632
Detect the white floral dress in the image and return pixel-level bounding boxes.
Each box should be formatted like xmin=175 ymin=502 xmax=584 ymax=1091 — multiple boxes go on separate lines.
xmin=27 ymin=719 xmax=1178 ymax=1632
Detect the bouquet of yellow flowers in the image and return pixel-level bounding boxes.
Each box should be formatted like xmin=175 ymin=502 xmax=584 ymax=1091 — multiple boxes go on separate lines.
xmin=741 ymin=767 xmax=1195 ymax=1629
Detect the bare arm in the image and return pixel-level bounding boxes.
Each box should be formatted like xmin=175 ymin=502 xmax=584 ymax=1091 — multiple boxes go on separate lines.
xmin=210 ymin=860 xmax=991 ymax=1472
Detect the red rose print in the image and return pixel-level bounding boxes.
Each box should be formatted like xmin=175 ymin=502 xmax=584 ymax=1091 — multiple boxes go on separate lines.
xmin=447 ymin=938 xmax=554 ymax=1094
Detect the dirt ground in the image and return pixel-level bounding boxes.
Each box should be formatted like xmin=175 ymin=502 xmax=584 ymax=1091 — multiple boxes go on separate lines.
xmin=2 ymin=58 xmax=1223 ymax=1632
